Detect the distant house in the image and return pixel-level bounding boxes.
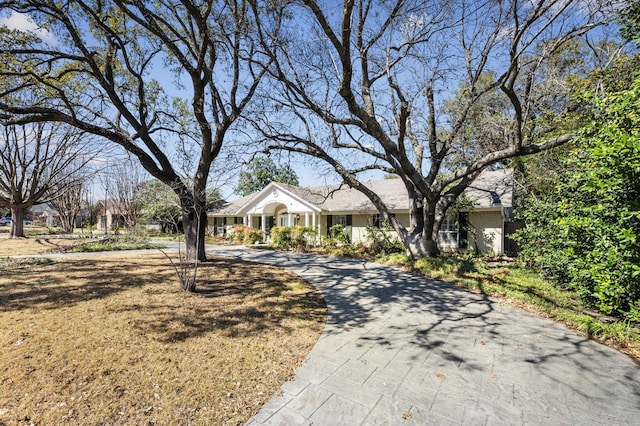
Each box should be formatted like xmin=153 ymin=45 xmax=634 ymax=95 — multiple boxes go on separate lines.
xmin=208 ymin=169 xmax=517 ymax=255
xmin=27 ymin=203 xmax=60 ymax=227
xmin=96 ymin=200 xmax=127 ymax=231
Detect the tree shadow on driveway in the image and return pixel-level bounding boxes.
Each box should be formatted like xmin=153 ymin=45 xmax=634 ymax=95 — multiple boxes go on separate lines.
xmin=213 ymin=246 xmax=640 ymax=423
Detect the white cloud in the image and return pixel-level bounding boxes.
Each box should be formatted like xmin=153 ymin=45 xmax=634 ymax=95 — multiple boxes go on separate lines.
xmin=401 ymin=12 xmax=426 ymax=40
xmin=0 ymin=11 xmax=56 ymax=45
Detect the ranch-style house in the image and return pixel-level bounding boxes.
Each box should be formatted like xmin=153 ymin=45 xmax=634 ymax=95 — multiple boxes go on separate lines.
xmin=208 ymin=169 xmax=517 ymax=255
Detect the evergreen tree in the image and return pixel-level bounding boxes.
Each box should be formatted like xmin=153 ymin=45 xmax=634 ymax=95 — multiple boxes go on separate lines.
xmin=234 ymin=157 xmax=299 ymax=196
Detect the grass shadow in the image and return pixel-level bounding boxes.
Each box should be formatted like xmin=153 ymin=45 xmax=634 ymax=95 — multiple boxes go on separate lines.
xmin=124 ymin=257 xmax=327 ymax=343
xmin=0 ymin=252 xmax=327 ymax=425
xmin=0 ymin=257 xmax=169 ymax=312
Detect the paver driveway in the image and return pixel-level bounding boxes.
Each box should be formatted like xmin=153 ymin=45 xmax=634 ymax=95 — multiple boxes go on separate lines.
xmin=207 ymin=246 xmax=640 ymax=426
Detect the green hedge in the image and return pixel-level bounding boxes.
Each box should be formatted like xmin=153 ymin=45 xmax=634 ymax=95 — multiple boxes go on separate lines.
xmin=514 ymin=77 xmax=640 ymax=321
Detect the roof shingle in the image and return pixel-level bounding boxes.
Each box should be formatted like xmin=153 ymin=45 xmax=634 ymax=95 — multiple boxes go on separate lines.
xmin=211 ymin=169 xmax=513 ymax=215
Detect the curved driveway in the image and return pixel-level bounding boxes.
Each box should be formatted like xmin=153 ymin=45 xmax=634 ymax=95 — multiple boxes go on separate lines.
xmin=206 ymin=246 xmax=640 ymax=426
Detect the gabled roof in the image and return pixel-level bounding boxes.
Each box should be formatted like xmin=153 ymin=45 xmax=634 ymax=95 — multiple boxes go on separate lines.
xmin=277 ymin=180 xmax=408 ymax=212
xmin=210 ymin=169 xmax=513 ymax=216
xmin=214 ymin=193 xmax=257 ymax=215
xmin=464 ymin=169 xmax=513 ymax=208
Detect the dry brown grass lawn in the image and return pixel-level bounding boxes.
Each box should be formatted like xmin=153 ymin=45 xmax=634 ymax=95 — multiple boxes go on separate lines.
xmin=0 ymin=228 xmax=89 ymax=256
xmin=0 ymin=248 xmax=326 ymax=425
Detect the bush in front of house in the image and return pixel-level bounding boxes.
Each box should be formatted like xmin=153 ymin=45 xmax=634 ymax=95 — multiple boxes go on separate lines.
xmin=365 ymin=221 xmax=404 ymax=256
xmin=230 ymin=225 xmax=262 ymax=245
xmin=325 ymin=224 xmax=350 ymax=248
xmin=293 ymin=226 xmax=317 ymax=250
xmin=270 ymin=226 xmax=317 ymax=250
xmin=270 ymin=226 xmax=291 ymax=248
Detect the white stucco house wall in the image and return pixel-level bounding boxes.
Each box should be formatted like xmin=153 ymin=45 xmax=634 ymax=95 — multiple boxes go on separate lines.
xmin=208 ymin=169 xmax=516 ymax=255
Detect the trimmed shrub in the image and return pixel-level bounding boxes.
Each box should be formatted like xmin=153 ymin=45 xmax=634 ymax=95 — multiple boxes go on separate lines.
xmin=270 ymin=226 xmax=292 ymax=249
xmin=270 ymin=226 xmax=317 ymax=250
xmin=230 ymin=225 xmax=261 ymax=245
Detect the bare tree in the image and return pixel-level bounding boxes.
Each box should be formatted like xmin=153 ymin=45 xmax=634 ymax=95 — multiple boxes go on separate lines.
xmin=254 ymin=0 xmax=616 ymax=257
xmin=49 ymin=177 xmax=84 ymax=233
xmin=100 ymin=157 xmax=145 ymax=233
xmin=159 ymin=179 xmax=204 ymax=292
xmin=0 ymin=0 xmax=281 ymax=266
xmin=0 ymin=122 xmax=95 ymax=237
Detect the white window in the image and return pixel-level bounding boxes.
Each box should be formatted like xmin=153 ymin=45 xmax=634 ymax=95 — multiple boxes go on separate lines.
xmin=214 ymin=217 xmax=227 ymax=235
xmin=438 ymin=214 xmax=459 ymax=247
xmin=333 ymin=215 xmax=348 ymax=226
xmin=278 ymin=212 xmax=290 ymax=226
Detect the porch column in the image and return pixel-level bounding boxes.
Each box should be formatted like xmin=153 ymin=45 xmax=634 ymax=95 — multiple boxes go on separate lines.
xmin=288 ymin=212 xmax=293 ymax=227
xmin=261 ymin=213 xmax=266 ymax=240
xmin=246 ymin=214 xmax=251 ymax=227
xmin=305 ymin=212 xmax=309 ymax=227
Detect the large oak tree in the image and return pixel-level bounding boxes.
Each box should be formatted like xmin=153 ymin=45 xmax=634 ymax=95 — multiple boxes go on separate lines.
xmin=0 ymin=0 xmax=280 ymax=271
xmin=254 ymin=0 xmax=616 ymax=257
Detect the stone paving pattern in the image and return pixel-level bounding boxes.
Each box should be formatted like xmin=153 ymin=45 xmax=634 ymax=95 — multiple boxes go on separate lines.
xmin=208 ymin=247 xmax=640 ymax=425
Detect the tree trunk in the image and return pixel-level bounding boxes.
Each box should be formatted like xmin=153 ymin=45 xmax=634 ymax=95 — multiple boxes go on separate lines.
xmin=399 ymin=194 xmax=441 ymax=258
xmin=402 ymin=231 xmax=440 ymax=258
xmin=59 ymin=212 xmax=76 ymax=233
xmin=9 ymin=207 xmax=25 ymax=238
xmin=182 ymin=202 xmax=207 ymax=263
